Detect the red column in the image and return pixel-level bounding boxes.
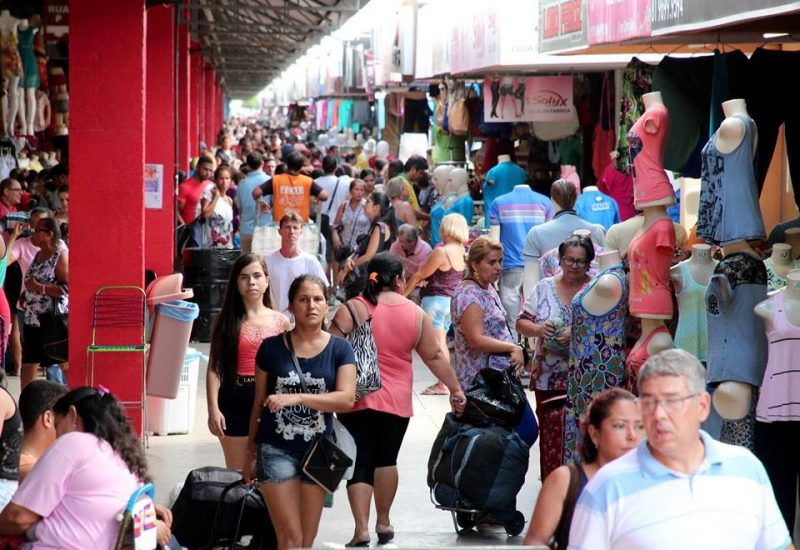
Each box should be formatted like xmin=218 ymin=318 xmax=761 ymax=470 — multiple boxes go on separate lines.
xmin=145 ymin=4 xmax=175 ymax=278
xmin=216 ymin=83 xmax=223 ymax=130
xmin=189 ymin=45 xmax=201 ymax=157
xmin=70 ymin=0 xmax=146 ymax=422
xmin=205 ymin=65 xmax=216 ymax=146
xmin=177 ymin=6 xmax=191 ymax=171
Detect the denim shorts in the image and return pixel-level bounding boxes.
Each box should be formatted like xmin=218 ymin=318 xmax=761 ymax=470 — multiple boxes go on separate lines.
xmin=421 ymin=295 xmax=452 ymax=331
xmin=257 ymin=443 xmax=315 ymax=485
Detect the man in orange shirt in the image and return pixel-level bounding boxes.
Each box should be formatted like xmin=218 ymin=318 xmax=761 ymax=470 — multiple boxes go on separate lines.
xmin=254 ymin=151 xmax=327 ymax=222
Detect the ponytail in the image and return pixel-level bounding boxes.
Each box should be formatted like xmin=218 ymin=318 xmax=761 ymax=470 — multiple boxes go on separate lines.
xmin=362 ymin=252 xmax=404 ymax=305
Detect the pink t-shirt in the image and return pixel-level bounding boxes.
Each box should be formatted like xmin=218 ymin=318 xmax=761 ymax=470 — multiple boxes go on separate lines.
xmin=627 ymin=104 xmax=675 ymax=208
xmin=237 ymin=315 xmax=288 ymax=376
xmin=352 ymin=297 xmax=419 ymax=418
xmin=12 ymin=432 xmax=140 ymax=550
xmin=178 ymin=177 xmax=209 ymax=223
xmin=627 ymin=217 xmax=676 ymax=318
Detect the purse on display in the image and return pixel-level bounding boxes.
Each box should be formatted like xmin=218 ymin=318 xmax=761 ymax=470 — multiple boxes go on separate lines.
xmin=41 ymin=295 xmax=68 ymax=363
xmin=283 ymin=334 xmax=354 ymax=494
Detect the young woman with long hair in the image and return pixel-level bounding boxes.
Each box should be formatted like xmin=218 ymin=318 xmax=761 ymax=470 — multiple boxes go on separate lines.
xmin=207 ymin=254 xmax=290 ymax=470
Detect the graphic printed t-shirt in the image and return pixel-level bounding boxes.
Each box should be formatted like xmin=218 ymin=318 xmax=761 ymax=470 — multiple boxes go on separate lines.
xmin=259 ymin=174 xmax=324 ymax=222
xmin=627 ymin=217 xmax=676 ymax=317
xmin=255 ymin=334 xmax=356 ymax=453
xmin=575 ymin=189 xmax=620 ymax=230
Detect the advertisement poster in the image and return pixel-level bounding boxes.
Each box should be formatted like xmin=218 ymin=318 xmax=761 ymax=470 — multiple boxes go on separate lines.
xmin=483 ymin=76 xmax=574 ymax=123
xmin=589 ymin=0 xmax=651 ymax=44
xmin=144 ymin=164 xmax=163 ymax=210
xmin=539 ymin=0 xmax=588 ymax=53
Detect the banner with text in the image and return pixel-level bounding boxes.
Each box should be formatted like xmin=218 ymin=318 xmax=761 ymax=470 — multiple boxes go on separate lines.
xmin=539 ymin=0 xmax=588 ymax=53
xmin=483 ymin=76 xmax=574 ymax=123
xmin=589 ymin=0 xmax=651 ymax=44
xmin=651 ymin=0 xmax=800 ymax=34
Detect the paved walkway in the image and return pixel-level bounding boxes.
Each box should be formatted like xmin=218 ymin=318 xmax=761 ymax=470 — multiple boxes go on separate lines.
xmin=144 ymin=343 xmax=544 ymax=547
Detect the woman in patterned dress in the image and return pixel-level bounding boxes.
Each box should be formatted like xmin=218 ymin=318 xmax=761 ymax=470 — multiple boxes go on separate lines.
xmin=517 ymin=235 xmax=593 ymax=480
xmin=206 ymin=253 xmax=290 ymax=470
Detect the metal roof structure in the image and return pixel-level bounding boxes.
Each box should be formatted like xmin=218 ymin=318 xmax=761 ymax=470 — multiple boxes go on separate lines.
xmin=186 ymin=0 xmax=366 ymax=98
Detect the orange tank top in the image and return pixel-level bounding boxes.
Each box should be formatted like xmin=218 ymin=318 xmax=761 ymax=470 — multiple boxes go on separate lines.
xmin=272 ymin=173 xmax=313 ymax=222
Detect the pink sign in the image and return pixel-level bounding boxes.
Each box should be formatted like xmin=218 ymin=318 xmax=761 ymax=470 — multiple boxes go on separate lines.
xmin=588 ymin=0 xmax=651 ymax=44
xmin=483 ymin=76 xmax=574 ymax=123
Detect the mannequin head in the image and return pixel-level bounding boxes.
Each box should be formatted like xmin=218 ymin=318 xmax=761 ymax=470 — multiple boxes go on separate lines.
xmin=772 ymin=243 xmax=792 ymax=265
xmin=376 ymin=140 xmax=390 ymax=161
xmin=432 ymin=165 xmax=454 ymax=194
xmin=446 ymin=168 xmax=469 ymax=195
xmin=691 ymin=244 xmax=712 ymax=262
xmin=362 ymin=139 xmax=376 ymax=156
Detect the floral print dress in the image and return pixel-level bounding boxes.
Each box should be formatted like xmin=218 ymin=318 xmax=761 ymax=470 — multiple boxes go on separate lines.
xmin=562 ymin=265 xmax=628 ymax=465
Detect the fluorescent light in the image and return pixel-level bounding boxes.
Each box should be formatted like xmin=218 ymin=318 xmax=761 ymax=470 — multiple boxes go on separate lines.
xmin=763 ymin=32 xmax=789 ymax=39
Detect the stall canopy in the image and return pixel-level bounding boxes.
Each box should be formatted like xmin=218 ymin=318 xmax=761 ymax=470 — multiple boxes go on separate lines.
xmin=186 ymin=0 xmax=367 ymax=98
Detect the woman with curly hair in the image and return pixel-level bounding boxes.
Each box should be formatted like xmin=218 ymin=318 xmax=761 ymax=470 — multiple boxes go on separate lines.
xmin=0 ymin=387 xmax=153 ymax=549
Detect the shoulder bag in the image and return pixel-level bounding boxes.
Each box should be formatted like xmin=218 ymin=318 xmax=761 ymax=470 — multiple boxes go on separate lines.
xmin=283 ymin=334 xmax=354 ymax=493
xmin=41 ymin=294 xmax=68 ymax=363
xmin=336 ymin=299 xmax=381 ymax=400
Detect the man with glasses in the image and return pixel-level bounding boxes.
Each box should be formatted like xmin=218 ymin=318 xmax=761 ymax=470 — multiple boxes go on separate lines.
xmin=389 ymin=224 xmax=431 ymax=304
xmin=0 ymin=178 xmax=23 ymax=229
xmin=569 ymin=348 xmax=793 ymax=550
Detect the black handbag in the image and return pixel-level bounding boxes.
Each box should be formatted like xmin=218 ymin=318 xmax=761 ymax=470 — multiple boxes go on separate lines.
xmin=461 ymin=368 xmax=527 ymax=429
xmin=283 ymin=334 xmax=353 ymax=494
xmin=40 ymin=296 xmax=68 ymax=363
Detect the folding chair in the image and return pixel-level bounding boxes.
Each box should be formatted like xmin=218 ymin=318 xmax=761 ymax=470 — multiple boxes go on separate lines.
xmin=114 ymin=483 xmax=158 ymax=550
xmin=86 ymin=286 xmax=150 ymax=443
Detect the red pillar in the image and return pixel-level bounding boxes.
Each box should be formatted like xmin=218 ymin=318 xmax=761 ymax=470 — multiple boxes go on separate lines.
xmin=71 ymin=0 xmax=146 ymax=422
xmin=216 ymin=83 xmax=223 ymax=130
xmin=205 ymin=65 xmax=216 ymax=146
xmin=189 ymin=45 xmax=201 ymax=157
xmin=145 ymin=4 xmax=175 ymax=278
xmin=177 ymin=7 xmax=191 ymax=171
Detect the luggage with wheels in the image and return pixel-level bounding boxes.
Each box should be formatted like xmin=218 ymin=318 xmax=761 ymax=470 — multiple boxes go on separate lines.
xmin=171 ymin=466 xmax=276 ymax=550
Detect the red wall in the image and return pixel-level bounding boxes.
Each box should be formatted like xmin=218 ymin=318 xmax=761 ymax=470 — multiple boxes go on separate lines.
xmin=177 ymin=10 xmax=191 ymax=171
xmin=191 ymin=48 xmax=202 ymax=154
xmin=145 ymin=4 xmax=176 ymax=279
xmin=70 ymin=0 xmax=146 ymax=423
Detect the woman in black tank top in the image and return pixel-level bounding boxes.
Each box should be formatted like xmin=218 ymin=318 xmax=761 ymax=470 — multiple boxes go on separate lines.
xmin=524 ymin=388 xmax=643 ymax=549
xmin=0 ymin=382 xmax=22 ymax=510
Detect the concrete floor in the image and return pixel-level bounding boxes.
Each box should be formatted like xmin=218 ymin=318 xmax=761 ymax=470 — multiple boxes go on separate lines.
xmin=143 ymin=342 xmax=544 ymax=548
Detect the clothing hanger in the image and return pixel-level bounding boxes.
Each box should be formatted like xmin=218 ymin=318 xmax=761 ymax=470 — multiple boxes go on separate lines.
xmin=636 ymin=42 xmax=660 ymax=57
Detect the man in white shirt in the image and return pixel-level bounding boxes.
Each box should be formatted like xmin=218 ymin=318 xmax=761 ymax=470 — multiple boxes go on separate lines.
xmin=315 ymin=156 xmax=350 ymax=274
xmin=569 ymin=349 xmax=793 ymax=550
xmin=265 ymin=211 xmax=328 ymax=318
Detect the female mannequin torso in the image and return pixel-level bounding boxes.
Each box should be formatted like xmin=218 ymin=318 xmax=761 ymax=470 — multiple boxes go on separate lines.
xmin=581 ymin=250 xmax=623 ymax=315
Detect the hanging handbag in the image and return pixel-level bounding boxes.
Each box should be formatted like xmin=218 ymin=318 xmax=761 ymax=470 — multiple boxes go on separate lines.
xmin=592 ymin=73 xmax=617 ymax=179
xmin=332 ymin=298 xmax=381 ymax=400
xmin=283 ymin=334 xmax=354 ymax=494
xmin=41 ymin=295 xmax=68 ymax=363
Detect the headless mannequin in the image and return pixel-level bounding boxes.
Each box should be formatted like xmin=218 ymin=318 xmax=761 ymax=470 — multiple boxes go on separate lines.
xmin=670 ymin=244 xmax=714 ymax=293
xmin=582 ymin=185 xmax=598 ymax=193
xmin=16 ymin=18 xmax=35 ymax=137
xmin=755 ymin=269 xmax=800 ymax=330
xmin=768 ymin=243 xmax=793 ymax=283
xmin=606 ymin=214 xmax=687 ymax=254
xmin=488 ymin=182 xmax=529 ymax=242
xmin=0 ymin=11 xmax=21 ymax=136
xmin=376 ymin=140 xmax=390 ymax=162
xmin=634 ymin=92 xmax=675 ymax=210
xmin=783 ymin=227 xmax=800 ymax=259
xmin=631 ymin=205 xmax=674 ymax=350
xmin=581 ymin=250 xmax=623 ymax=315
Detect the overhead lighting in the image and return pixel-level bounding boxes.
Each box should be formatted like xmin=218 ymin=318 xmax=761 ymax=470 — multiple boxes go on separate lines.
xmin=763 ymin=32 xmax=789 ymax=39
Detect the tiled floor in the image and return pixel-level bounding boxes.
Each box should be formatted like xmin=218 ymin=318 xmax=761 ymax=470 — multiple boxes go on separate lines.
xmin=143 ymin=343 xmax=544 ymax=547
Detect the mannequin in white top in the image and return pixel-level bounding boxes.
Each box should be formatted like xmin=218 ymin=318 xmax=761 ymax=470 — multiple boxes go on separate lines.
xmin=580 ymin=250 xmax=624 ymax=315
xmin=755 ymin=269 xmax=800 ymax=330
xmin=16 ymin=18 xmax=36 ymax=137
xmin=0 ymin=11 xmax=21 ymax=136
xmin=670 ymin=243 xmax=715 ymax=293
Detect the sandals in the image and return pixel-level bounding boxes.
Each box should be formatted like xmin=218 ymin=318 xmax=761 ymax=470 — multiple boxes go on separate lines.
xmin=420 ymin=383 xmax=448 ymax=396
xmin=376 ymin=530 xmax=395 ymax=545
xmin=345 ymin=539 xmax=370 ymax=547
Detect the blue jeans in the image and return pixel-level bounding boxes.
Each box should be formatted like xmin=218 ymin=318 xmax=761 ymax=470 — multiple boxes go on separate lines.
xmin=46 ymin=365 xmax=66 ymax=385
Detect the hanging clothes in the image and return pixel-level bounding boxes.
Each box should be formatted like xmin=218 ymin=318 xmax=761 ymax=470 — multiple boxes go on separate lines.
xmin=614 ymin=58 xmax=655 ymax=174
xmin=627 ymin=103 xmax=675 ymax=208
xmin=563 ymin=265 xmax=628 ymax=465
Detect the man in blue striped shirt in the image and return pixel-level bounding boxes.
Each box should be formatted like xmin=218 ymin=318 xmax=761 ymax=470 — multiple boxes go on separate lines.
xmin=569 ymin=349 xmax=793 ymax=550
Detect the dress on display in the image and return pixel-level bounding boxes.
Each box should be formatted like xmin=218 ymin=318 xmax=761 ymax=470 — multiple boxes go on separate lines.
xmin=627 ymin=104 xmax=675 ymax=208
xmin=673 ymin=259 xmax=717 ymax=363
xmin=627 ymin=217 xmax=676 ymax=318
xmin=563 ymin=265 xmax=628 ymax=465
xmin=0 ymin=29 xmax=22 ymax=78
xmin=17 ymin=27 xmax=38 ymax=89
xmin=625 ymin=325 xmax=671 ymax=395
xmin=697 ymin=114 xmax=766 ymax=246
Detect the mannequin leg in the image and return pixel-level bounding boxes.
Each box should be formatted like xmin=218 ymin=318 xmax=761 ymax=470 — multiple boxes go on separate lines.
xmin=16 ymin=88 xmax=28 ymax=138
xmin=24 ymin=88 xmax=35 ymax=136
xmin=6 ymin=77 xmax=19 ymax=136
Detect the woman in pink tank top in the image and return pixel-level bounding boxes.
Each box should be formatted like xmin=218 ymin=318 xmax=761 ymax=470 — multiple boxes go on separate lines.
xmin=331 ymin=252 xmax=465 ymax=547
xmin=207 ymin=254 xmax=289 ymax=470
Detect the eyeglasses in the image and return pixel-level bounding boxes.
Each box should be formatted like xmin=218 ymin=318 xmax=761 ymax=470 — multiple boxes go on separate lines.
xmin=8 ymin=188 xmax=22 ymax=192
xmin=34 ymin=228 xmax=52 ymax=234
xmin=639 ymin=393 xmax=699 ymax=414
xmin=561 ymin=257 xmax=588 ymax=267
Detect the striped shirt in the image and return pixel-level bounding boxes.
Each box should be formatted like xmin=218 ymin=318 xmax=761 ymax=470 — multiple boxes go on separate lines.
xmin=489 ymin=187 xmax=552 ymax=270
xmin=568 ymin=431 xmax=790 ymax=550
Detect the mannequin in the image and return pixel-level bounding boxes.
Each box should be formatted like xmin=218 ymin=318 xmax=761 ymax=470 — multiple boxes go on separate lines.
xmin=697 ymin=99 xmax=764 ymax=248
xmin=670 ymin=244 xmax=717 ymax=364
xmin=764 ymin=242 xmax=797 ymax=291
xmin=429 ymin=167 xmax=473 ymax=246
xmin=16 ymin=18 xmax=37 ymax=137
xmin=752 ymin=270 xmax=800 ymax=532
xmin=50 ymin=67 xmax=69 ymax=136
xmin=606 ymin=214 xmax=685 ymax=255
xmin=34 ymin=89 xmax=50 ymax=133
xmin=574 ymin=184 xmax=620 ymax=231
xmin=562 ymin=248 xmax=629 ymax=464
xmin=0 ymin=11 xmax=22 ymax=136
xmin=628 ymin=92 xmax=675 ymax=210
xmin=482 ymin=154 xmax=526 ymax=228
xmin=357 ymin=138 xmax=376 ymax=170
xmin=375 ymin=140 xmax=390 ymax=162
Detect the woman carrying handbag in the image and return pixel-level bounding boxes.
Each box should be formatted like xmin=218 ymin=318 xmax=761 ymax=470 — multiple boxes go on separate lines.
xmin=244 ymin=274 xmax=356 ymax=550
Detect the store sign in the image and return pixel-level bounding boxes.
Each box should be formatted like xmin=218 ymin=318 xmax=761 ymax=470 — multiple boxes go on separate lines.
xmin=539 ymin=0 xmax=588 ymax=53
xmin=44 ymin=0 xmax=69 ymax=41
xmin=588 ymin=0 xmax=651 ymax=44
xmin=651 ymin=0 xmax=800 ymax=34
xmin=483 ymin=76 xmax=574 ymax=123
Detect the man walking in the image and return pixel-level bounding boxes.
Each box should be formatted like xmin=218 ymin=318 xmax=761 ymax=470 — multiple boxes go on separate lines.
xmin=236 ymin=152 xmax=269 ymax=254
xmin=569 ymin=348 xmax=793 ymax=550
